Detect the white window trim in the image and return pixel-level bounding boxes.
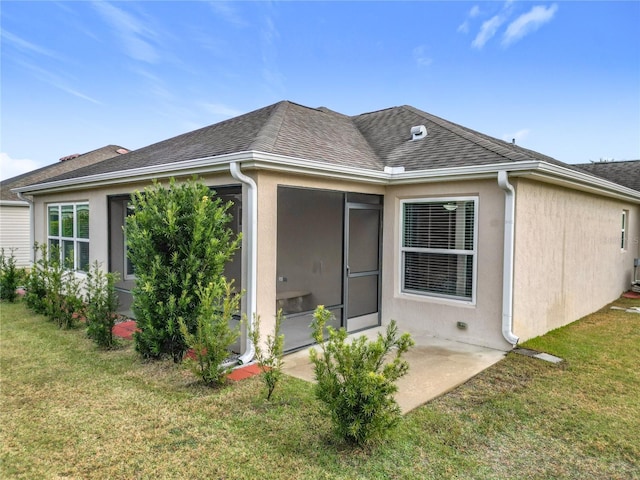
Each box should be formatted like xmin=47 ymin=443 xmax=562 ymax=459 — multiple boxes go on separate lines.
xmin=621 ymin=209 xmax=629 ymax=251
xmin=399 ymin=196 xmax=479 ymax=305
xmin=47 ymin=202 xmax=90 ymax=272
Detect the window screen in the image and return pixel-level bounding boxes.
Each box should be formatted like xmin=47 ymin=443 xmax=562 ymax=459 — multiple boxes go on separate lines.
xmin=401 ymin=198 xmax=477 ymax=301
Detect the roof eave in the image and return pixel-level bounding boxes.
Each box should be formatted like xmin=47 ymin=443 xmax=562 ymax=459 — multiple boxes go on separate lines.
xmin=13 ymin=153 xmax=640 ymax=203
xmin=0 ymin=200 xmax=29 ymax=207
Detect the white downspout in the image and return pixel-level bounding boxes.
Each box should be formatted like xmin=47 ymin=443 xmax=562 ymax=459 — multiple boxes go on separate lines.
xmin=16 ymin=192 xmax=35 ymax=265
xmin=497 ymin=171 xmax=520 ymax=346
xmin=229 ymin=161 xmax=256 ymax=364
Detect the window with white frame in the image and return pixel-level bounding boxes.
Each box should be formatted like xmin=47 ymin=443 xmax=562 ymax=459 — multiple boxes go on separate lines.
xmin=401 ymin=197 xmax=477 ymax=302
xmin=621 ymin=210 xmax=629 ymax=250
xmin=48 ymin=203 xmax=90 ymax=271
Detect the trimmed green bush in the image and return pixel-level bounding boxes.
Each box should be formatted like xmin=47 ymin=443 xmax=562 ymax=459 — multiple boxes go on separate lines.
xmin=24 ymin=243 xmax=49 ymax=314
xmin=126 ymin=177 xmax=240 ymax=362
xmin=249 ymin=309 xmax=285 ymax=401
xmin=309 ymin=306 xmax=414 ymax=445
xmin=85 ymin=261 xmax=120 ymax=349
xmin=0 ymin=248 xmax=20 ymax=302
xmin=179 ymin=278 xmax=240 ymax=386
xmin=44 ymin=246 xmax=84 ymax=329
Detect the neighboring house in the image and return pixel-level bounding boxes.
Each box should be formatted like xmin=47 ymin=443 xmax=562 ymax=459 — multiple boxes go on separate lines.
xmin=13 ymin=101 xmax=640 ymax=361
xmin=575 ymin=159 xmax=640 ymax=193
xmin=1 ymin=145 xmax=129 ymax=267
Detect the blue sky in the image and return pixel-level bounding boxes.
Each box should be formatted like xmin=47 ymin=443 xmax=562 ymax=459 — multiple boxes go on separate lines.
xmin=1 ymin=1 xmax=639 ymax=181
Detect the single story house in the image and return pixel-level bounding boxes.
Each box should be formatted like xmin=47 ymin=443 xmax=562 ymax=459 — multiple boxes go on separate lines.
xmin=1 ymin=145 xmax=128 ymax=267
xmin=13 ymin=101 xmax=640 ymax=361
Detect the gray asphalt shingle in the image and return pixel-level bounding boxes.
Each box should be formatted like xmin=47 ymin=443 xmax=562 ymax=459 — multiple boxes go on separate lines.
xmin=15 ymin=101 xmax=631 ymax=192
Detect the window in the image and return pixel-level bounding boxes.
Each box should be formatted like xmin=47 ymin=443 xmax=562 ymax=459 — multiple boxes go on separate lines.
xmin=621 ymin=210 xmax=629 ymax=250
xmin=48 ymin=203 xmax=89 ymax=271
xmin=401 ymin=197 xmax=477 ymax=302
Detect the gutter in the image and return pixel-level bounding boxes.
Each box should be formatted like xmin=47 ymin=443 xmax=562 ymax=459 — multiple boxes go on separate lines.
xmin=16 ymin=192 xmax=35 ymax=265
xmin=497 ymin=171 xmax=520 ymax=346
xmin=15 ymin=154 xmax=640 ymax=204
xmin=229 ymin=161 xmax=257 ymax=365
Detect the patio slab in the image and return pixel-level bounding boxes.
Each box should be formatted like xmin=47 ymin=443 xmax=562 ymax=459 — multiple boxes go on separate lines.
xmin=282 ymin=327 xmax=506 ymax=413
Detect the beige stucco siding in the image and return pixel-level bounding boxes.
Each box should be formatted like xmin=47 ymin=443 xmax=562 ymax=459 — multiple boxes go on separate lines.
xmin=0 ymin=204 xmax=31 ymax=267
xmin=382 ymin=178 xmax=511 ymax=351
xmin=512 ymin=178 xmax=639 ymax=341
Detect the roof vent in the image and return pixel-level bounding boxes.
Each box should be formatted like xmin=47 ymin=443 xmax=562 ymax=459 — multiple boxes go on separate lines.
xmin=116 ymin=148 xmax=129 ymax=154
xmin=59 ymin=153 xmax=80 ymax=162
xmin=411 ymin=125 xmax=427 ymax=140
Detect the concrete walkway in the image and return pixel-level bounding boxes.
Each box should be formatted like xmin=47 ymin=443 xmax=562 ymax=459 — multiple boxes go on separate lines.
xmin=282 ymin=327 xmax=506 ymax=413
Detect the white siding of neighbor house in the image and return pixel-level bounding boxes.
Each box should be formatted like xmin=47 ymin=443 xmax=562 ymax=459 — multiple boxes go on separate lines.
xmin=0 ymin=204 xmax=31 ymax=268
xmin=512 ymin=178 xmax=640 ymax=342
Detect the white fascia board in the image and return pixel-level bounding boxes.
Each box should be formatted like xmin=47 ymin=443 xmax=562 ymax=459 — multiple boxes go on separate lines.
xmin=507 ymin=162 xmax=640 ymax=203
xmin=12 ymin=152 xmax=253 ymax=195
xmin=246 ymin=151 xmax=390 ymax=183
xmin=13 ymin=150 xmax=640 ymax=203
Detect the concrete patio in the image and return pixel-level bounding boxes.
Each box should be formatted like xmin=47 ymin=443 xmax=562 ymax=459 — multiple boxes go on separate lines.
xmin=282 ymin=327 xmax=506 ymax=413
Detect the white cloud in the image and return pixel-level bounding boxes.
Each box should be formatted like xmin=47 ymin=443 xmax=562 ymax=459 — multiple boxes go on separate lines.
xmin=13 ymin=58 xmax=102 ymax=105
xmin=208 ymin=1 xmax=248 ymax=28
xmin=458 ymin=5 xmax=481 ymax=33
xmin=260 ymin=12 xmax=285 ymax=95
xmin=91 ymin=1 xmax=160 ymax=63
xmin=412 ymin=45 xmax=433 ymax=67
xmin=201 ymin=103 xmax=243 ymax=118
xmin=1 ymin=30 xmax=63 ymax=60
xmin=472 ymin=14 xmax=506 ymax=49
xmin=502 ymin=4 xmax=558 ymax=46
xmin=0 ymin=153 xmax=42 ymax=182
xmin=502 ymin=129 xmax=531 ymax=145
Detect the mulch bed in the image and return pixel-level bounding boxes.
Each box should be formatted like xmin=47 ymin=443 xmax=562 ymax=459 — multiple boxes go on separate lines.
xmin=622 ymin=291 xmax=640 ymax=299
xmin=111 ymin=319 xmax=261 ymax=381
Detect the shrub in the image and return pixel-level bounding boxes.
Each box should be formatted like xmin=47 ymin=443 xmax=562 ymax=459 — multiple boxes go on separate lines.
xmin=126 ymin=177 xmax=240 ymax=362
xmin=309 ymin=306 xmax=414 ymax=446
xmin=0 ymin=248 xmax=19 ymax=302
xmin=249 ymin=309 xmax=285 ymax=401
xmin=179 ymin=278 xmax=240 ymax=386
xmin=85 ymin=261 xmax=120 ymax=348
xmin=24 ymin=243 xmax=49 ymax=314
xmin=45 ymin=246 xmax=84 ymax=329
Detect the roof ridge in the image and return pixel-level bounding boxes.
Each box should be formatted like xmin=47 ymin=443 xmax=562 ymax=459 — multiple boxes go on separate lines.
xmin=249 ymin=101 xmax=290 ymax=152
xmin=575 ymin=159 xmax=640 ymax=166
xmin=402 ymin=105 xmax=533 ymax=163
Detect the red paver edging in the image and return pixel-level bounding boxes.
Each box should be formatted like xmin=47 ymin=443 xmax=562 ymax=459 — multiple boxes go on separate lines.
xmin=112 ymin=320 xmax=139 ymax=340
xmin=111 ymin=320 xmax=264 ymax=381
xmin=622 ymin=291 xmax=640 ymax=299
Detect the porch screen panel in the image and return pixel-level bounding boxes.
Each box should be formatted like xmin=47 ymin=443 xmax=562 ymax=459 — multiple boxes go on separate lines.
xmin=402 ymin=199 xmax=476 ymax=301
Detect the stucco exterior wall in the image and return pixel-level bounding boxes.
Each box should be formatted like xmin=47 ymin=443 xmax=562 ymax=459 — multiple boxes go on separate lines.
xmin=382 ymin=178 xmax=511 ymax=351
xmin=512 ymin=178 xmax=639 ymax=341
xmin=0 ymin=204 xmax=31 ymax=267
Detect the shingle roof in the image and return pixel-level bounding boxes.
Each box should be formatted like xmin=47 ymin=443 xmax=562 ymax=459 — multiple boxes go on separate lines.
xmin=352 ymin=105 xmax=568 ymax=170
xmin=21 ymin=101 xmax=591 ymax=188
xmin=574 ymin=160 xmax=640 ymax=193
xmin=1 ymin=145 xmax=127 ymax=201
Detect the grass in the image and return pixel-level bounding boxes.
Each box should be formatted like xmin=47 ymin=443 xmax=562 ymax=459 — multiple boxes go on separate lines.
xmin=1 ymin=296 xmax=639 ymax=479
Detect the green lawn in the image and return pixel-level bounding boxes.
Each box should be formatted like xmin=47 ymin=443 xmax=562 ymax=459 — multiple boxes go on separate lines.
xmin=1 ymin=297 xmax=639 ymax=479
